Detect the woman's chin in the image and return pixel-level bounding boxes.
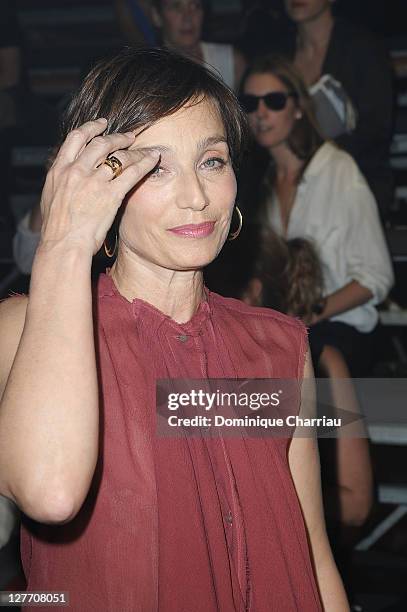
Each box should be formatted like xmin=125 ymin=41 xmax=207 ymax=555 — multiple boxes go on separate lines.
xmin=255 ymin=133 xmax=276 ymax=149
xmin=163 ymin=248 xmax=223 ymax=272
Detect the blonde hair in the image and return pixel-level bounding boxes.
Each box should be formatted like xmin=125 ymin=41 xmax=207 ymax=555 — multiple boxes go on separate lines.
xmin=285 ymin=238 xmax=324 ymax=320
xmin=256 ymin=230 xmax=323 ymax=321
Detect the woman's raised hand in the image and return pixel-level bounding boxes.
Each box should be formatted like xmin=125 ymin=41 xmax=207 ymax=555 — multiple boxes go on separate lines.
xmin=39 ymin=118 xmax=159 ymax=256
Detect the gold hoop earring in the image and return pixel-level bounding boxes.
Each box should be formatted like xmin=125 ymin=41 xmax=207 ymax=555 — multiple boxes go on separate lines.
xmin=228 ymin=206 xmax=243 ymax=241
xmin=104 ymin=232 xmax=118 ymax=258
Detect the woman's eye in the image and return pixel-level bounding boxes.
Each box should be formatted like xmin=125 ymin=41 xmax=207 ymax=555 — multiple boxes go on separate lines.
xmin=202 ymin=157 xmax=227 ymax=170
xmin=149 ymin=165 xmax=164 ymax=178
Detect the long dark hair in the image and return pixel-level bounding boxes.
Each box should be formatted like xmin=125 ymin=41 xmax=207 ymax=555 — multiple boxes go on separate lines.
xmin=62 ymin=46 xmax=249 ymax=171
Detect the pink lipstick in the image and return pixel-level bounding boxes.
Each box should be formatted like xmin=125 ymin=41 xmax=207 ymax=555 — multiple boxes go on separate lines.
xmin=168 ymin=221 xmax=215 ymax=238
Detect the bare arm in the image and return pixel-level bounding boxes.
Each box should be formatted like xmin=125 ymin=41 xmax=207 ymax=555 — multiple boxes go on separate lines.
xmin=319 ymin=346 xmax=373 ymax=527
xmin=314 ymin=174 xmax=394 ymax=328
xmin=312 ymin=280 xmax=372 ymax=325
xmin=0 ymin=251 xmax=95 ymax=524
xmin=0 ymin=119 xmax=159 ymax=524
xmin=288 ymin=349 xmax=349 ymax=611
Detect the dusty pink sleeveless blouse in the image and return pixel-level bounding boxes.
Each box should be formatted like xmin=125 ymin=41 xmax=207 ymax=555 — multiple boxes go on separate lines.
xmin=21 ymin=273 xmax=322 ymax=611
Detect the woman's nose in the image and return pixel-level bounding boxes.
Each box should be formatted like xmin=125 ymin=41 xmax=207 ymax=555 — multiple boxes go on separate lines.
xmin=255 ymin=99 xmax=269 ymax=118
xmin=176 ymin=172 xmax=209 ymax=211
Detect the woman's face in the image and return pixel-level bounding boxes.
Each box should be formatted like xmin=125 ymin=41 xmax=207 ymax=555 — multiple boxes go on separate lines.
xmin=118 ymin=98 xmax=237 ymax=272
xmin=155 ymin=0 xmax=204 ymax=50
xmin=243 ymin=73 xmax=299 ymax=151
xmin=284 ymin=0 xmax=332 ymax=23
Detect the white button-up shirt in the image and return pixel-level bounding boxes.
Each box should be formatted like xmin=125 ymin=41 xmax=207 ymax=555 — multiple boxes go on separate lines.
xmin=265 ymin=142 xmax=394 ymax=333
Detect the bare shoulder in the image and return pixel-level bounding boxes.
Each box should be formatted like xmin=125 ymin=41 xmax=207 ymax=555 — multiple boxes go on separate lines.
xmin=0 ymin=295 xmax=28 ymax=393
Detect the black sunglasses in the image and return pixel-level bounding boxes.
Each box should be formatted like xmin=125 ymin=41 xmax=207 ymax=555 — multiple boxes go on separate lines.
xmin=239 ymin=91 xmax=298 ymax=113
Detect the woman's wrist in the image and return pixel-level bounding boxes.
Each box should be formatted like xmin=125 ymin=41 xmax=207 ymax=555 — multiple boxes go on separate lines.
xmin=30 ymin=241 xmax=93 ymax=290
xmin=310 ymin=296 xmax=329 ymax=325
xmin=312 ymin=296 xmax=327 ymax=317
xmin=35 ymin=237 xmax=94 ymax=265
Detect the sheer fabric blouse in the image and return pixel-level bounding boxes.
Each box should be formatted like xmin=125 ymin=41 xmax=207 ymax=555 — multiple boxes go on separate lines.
xmin=21 ymin=273 xmax=322 ymax=611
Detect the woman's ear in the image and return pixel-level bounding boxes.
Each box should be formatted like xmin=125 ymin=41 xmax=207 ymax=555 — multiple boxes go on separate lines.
xmin=242 ymin=277 xmax=263 ymax=306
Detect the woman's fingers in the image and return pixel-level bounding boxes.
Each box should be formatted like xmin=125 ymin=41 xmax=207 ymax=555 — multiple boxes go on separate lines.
xmin=79 ymin=131 xmax=136 ymax=170
xmin=109 ymin=150 xmax=160 ymax=197
xmin=53 ymin=122 xmax=157 ymax=183
xmin=54 ymin=118 xmax=108 ymax=165
xmin=39 ymin=121 xmax=160 ymax=256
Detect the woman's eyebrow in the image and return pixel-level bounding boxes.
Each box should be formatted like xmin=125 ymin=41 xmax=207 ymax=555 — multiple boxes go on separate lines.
xmin=133 ymin=145 xmax=171 ymax=155
xmin=197 ymin=136 xmax=228 ymax=150
xmin=134 ymin=137 xmax=227 ymax=156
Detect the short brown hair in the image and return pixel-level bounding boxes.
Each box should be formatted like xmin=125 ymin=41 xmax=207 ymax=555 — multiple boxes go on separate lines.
xmin=62 ymin=47 xmax=248 ymax=170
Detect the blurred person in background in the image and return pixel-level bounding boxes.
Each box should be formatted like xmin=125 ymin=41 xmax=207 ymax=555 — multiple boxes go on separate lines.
xmin=115 ymin=0 xmax=158 ymax=46
xmin=282 ymin=0 xmax=394 ymax=218
xmin=244 ymin=228 xmax=373 ymax=527
xmin=207 ymin=224 xmax=373 ymax=539
xmin=240 ymin=55 xmax=394 ymax=377
xmin=241 ymin=228 xmax=374 ymax=601
xmin=238 ymin=0 xmax=294 ymax=61
xmin=152 ymin=0 xmax=246 ymax=90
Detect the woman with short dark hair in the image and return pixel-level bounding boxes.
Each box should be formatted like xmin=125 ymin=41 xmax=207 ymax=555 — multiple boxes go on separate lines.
xmin=0 ymin=48 xmax=347 ymax=610
xmin=151 ymin=0 xmax=246 ymax=91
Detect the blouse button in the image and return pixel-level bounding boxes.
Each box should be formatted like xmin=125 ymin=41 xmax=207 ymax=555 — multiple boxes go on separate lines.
xmin=226 ymin=510 xmax=233 ymax=525
xmin=177 ymin=334 xmax=188 ymax=343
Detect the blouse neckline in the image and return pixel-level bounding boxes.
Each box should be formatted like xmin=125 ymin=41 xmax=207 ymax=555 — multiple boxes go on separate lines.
xmin=98 ymin=272 xmax=211 ymax=334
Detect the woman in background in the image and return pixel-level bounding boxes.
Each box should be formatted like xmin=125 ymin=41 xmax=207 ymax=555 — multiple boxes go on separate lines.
xmin=151 ymin=0 xmax=246 ymax=91
xmin=282 ymin=0 xmax=394 ymax=216
xmin=240 ymin=54 xmax=394 ymax=378
xmin=244 ymin=229 xmax=373 ymax=526
xmin=115 ymin=0 xmax=158 ymax=46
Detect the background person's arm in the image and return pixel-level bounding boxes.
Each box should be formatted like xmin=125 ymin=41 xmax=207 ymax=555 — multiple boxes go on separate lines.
xmin=311 ymin=280 xmax=372 ymax=324
xmin=288 ymin=349 xmax=349 ymax=611
xmin=319 ymin=346 xmax=373 ymax=528
xmin=312 ymin=179 xmax=394 ymax=325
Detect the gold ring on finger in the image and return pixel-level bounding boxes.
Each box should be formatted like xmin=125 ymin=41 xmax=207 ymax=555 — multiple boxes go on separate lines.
xmin=102 ymin=155 xmax=123 ymax=179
